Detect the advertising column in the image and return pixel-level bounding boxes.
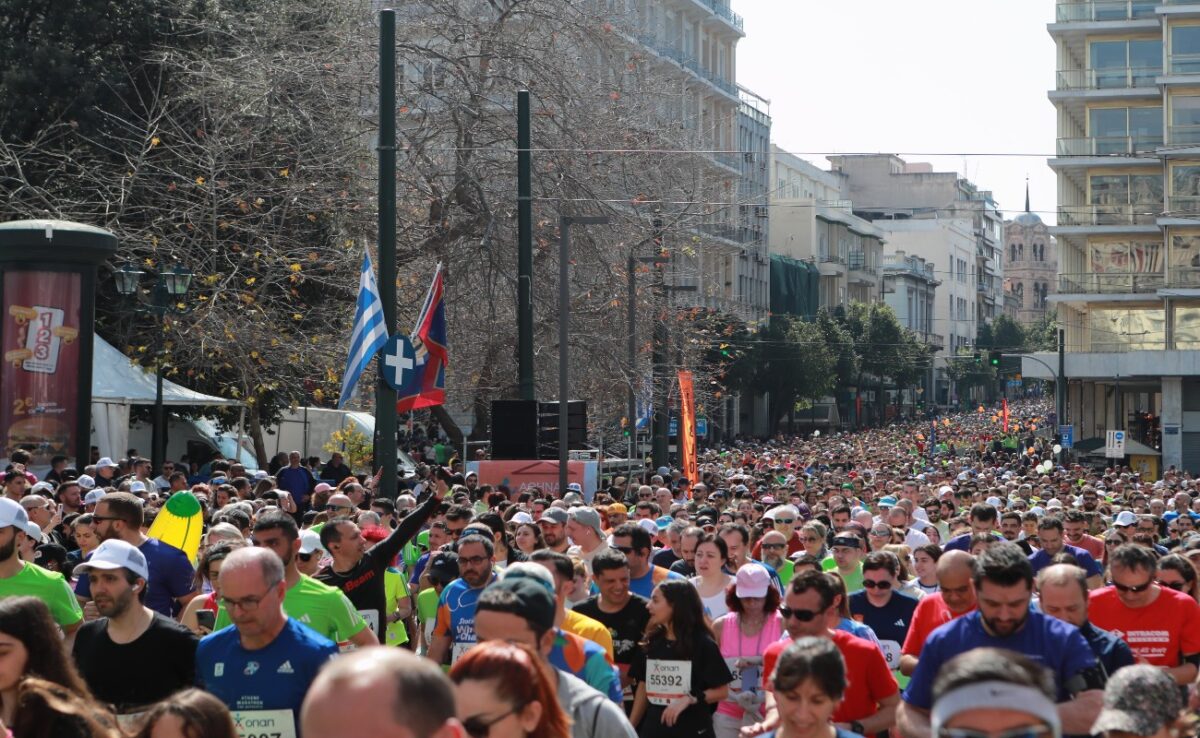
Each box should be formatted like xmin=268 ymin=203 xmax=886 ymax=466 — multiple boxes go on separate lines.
xmin=0 ymin=221 xmax=116 ymax=474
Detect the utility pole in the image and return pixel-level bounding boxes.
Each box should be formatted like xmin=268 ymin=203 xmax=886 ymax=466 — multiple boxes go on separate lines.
xmin=649 ymin=217 xmax=696 ymax=471
xmin=1057 ymin=328 xmax=1066 ymax=425
xmin=517 ymin=91 xmax=535 ymax=401
xmin=375 ymin=9 xmax=399 ymax=497
xmin=628 ymin=229 xmax=669 ymax=468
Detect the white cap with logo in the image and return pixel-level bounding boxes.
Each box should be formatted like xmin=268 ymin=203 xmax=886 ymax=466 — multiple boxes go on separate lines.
xmin=75 ymin=539 xmax=149 ymax=581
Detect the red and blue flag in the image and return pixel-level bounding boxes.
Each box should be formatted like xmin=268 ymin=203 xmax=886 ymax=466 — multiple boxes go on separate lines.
xmin=397 ymin=264 xmax=447 ymax=412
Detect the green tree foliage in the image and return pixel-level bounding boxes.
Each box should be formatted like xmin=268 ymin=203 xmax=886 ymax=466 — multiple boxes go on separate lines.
xmin=751 ymin=316 xmax=835 ymax=433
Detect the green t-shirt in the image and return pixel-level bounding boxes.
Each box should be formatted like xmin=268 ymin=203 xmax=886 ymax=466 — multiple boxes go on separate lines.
xmin=774 ymin=559 xmax=796 ymax=587
xmin=416 ymin=586 xmax=439 ymax=654
xmin=215 ymin=574 xmax=367 ymax=644
xmin=0 ymin=563 xmax=82 ymax=628
xmin=820 ymin=556 xmax=863 ymax=593
xmin=384 ymin=567 xmax=410 ymax=647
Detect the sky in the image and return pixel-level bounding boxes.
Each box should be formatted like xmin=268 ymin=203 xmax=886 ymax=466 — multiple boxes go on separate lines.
xmin=736 ymin=1 xmax=1058 ymax=224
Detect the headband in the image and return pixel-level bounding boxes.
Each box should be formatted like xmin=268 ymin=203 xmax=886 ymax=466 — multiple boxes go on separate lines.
xmin=931 ymin=681 xmax=1060 ymax=738
xmin=831 ymin=535 xmax=862 ymax=550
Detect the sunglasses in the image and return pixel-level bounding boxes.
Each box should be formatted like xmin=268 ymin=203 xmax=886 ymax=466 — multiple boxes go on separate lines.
xmin=298 ymin=552 xmax=316 ymax=562
xmin=773 ymin=518 xmax=795 ymax=525
xmin=762 ymin=543 xmax=786 ymax=550
xmin=1158 ymin=579 xmax=1187 ymax=591
xmin=462 ymin=705 xmax=524 ymax=738
xmin=862 ymin=580 xmax=893 ymax=590
xmin=1112 ymin=578 xmax=1154 ymax=594
xmin=778 ymin=606 xmax=820 ymax=622
xmin=612 ymin=545 xmax=635 ymax=554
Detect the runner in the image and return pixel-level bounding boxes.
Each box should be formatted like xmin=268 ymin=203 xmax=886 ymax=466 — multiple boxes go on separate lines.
xmin=473 ymin=575 xmax=637 ymax=738
xmin=429 ymin=533 xmax=499 ymax=666
xmin=629 ymin=579 xmax=732 ymax=738
xmin=71 ymin=539 xmax=198 ymax=713
xmin=197 ymin=547 xmax=337 ymax=736
xmin=899 ymin=550 xmax=977 ymax=676
xmin=529 ymin=550 xmax=614 ymax=660
xmin=897 ymin=543 xmax=1104 ymax=738
xmin=712 ymin=564 xmax=782 ymax=738
xmin=574 ymin=549 xmax=651 ymax=712
xmin=316 ymin=480 xmax=442 ymax=642
xmin=848 ymin=551 xmax=918 ymax=684
xmin=302 ymin=648 xmax=460 ymax=738
xmin=927 ymin=648 xmax=1060 ymax=738
xmin=758 ymin=637 xmax=865 ymax=738
xmin=0 ymin=497 xmax=82 ymax=635
xmin=612 ymin=523 xmax=683 ymax=599
xmin=450 ymin=641 xmax=572 ymax=738
xmin=1036 ymin=564 xmax=1135 ymax=677
xmin=212 ymin=510 xmax=375 ymax=648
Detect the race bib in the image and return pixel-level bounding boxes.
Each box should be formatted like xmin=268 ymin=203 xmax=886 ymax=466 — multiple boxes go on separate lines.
xmin=232 ymin=709 xmax=297 ymax=738
xmin=723 ymin=656 xmax=761 ymax=692
xmin=452 ymin=640 xmax=475 ymax=664
xmin=879 ymin=640 xmax=902 ymax=671
xmin=646 ymin=659 xmax=692 ymax=706
xmin=358 ymin=609 xmax=380 ymax=635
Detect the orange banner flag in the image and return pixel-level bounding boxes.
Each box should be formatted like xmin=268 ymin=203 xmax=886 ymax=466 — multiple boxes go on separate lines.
xmin=678 ymin=370 xmax=698 ymax=493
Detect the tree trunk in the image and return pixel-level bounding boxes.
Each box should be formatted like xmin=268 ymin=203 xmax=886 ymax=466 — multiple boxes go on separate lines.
xmin=430 ymin=405 xmax=465 ymax=447
xmin=249 ymin=406 xmax=268 ymax=468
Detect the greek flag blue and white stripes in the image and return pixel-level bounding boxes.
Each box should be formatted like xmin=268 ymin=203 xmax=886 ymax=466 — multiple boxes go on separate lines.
xmin=338 ymin=251 xmax=390 ymax=408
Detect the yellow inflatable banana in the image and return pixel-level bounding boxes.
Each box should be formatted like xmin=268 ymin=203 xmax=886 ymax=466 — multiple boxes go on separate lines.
xmin=147 ymin=492 xmax=203 ymax=561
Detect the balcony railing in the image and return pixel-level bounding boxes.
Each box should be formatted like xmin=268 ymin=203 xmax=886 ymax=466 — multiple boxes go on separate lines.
xmin=1056 ymin=135 xmax=1162 ymax=156
xmin=1172 ymin=53 xmax=1200 ymax=75
xmin=921 ymin=333 xmax=945 ymax=348
xmin=1059 ymin=272 xmax=1164 ymax=293
xmin=1056 ymin=66 xmax=1160 ymax=90
xmin=1169 ymin=125 xmax=1200 ymax=144
xmin=635 ymin=35 xmax=737 ymax=96
xmin=1057 ymin=203 xmax=1161 ymax=225
xmin=819 ymin=253 xmax=846 ymax=265
xmin=1055 ymin=1 xmax=1158 ymax=22
xmin=697 ymin=0 xmax=744 ymax=31
xmin=1167 ymin=195 xmax=1200 ymax=214
xmin=848 ymin=252 xmax=877 ymax=272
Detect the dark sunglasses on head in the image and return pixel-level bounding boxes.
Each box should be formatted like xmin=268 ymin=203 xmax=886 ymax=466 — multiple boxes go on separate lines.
xmin=778 ymin=606 xmax=820 ymax=622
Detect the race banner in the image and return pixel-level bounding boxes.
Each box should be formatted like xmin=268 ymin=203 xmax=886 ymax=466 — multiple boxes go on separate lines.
xmin=0 ymin=271 xmax=82 ymax=470
xmin=678 ymin=370 xmax=697 ymax=489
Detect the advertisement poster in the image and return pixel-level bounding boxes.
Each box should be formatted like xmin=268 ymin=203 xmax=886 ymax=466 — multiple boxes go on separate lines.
xmin=467 ymin=459 xmax=597 ymax=500
xmin=0 ymin=271 xmax=82 ymax=469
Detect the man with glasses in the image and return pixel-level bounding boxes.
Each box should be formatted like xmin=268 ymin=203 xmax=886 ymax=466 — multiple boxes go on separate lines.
xmin=75 ymin=492 xmax=196 ymax=618
xmin=752 ymin=505 xmax=803 ymax=558
xmin=758 ymin=530 xmax=795 ymax=586
xmin=750 ymin=570 xmax=899 ymax=738
xmin=213 ymin=510 xmax=375 ymax=648
xmin=324 ymin=493 xmax=356 ymax=518
xmin=151 ymin=461 xmax=175 ymax=492
xmin=897 ymin=543 xmax=1104 ymax=738
xmin=198 ymin=546 xmax=338 ymax=735
xmin=1088 ymin=543 xmax=1200 ymax=686
xmin=316 ymin=481 xmax=442 ymax=643
xmin=850 ymin=551 xmax=919 ymax=682
xmin=428 ymin=533 xmax=498 ymax=666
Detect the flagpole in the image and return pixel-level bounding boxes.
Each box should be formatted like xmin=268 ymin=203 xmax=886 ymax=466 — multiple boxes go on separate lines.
xmin=375 ymin=9 xmax=399 ymax=498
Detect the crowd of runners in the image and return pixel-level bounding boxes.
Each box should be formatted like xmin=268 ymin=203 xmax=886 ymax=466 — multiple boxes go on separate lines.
xmin=0 ymin=398 xmax=1193 ymax=738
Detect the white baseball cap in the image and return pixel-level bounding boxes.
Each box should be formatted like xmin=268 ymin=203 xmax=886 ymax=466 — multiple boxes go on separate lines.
xmin=22 ymin=521 xmax=46 ymax=544
xmin=96 ymin=457 xmax=119 ymax=470
xmin=510 ymin=511 xmax=534 ymax=525
xmin=0 ymin=498 xmax=29 ymax=530
xmin=129 ymin=480 xmax=148 ymax=494
xmin=75 ymin=539 xmax=149 ymax=581
xmin=1114 ymin=510 xmax=1138 ymax=527
xmin=298 ymin=529 xmax=325 ymax=556
xmin=83 ymin=490 xmax=106 ymax=505
xmin=76 ymin=475 xmax=96 ymax=490
xmin=29 ymin=482 xmax=54 ymax=496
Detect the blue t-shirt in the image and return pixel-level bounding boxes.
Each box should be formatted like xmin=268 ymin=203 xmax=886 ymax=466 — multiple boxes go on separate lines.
xmin=197 ymin=618 xmax=336 ymax=724
xmin=75 ymin=537 xmax=195 ymax=617
xmin=628 ymin=566 xmax=684 ymax=600
xmin=1029 ymin=544 xmax=1103 ymax=578
xmin=903 ymin=608 xmax=1095 ymax=709
xmin=849 ymin=591 xmax=919 ymax=671
xmin=276 ymin=467 xmax=315 ymax=503
xmin=434 ymin=574 xmax=498 ymax=655
xmin=409 ymin=551 xmax=431 ymax=589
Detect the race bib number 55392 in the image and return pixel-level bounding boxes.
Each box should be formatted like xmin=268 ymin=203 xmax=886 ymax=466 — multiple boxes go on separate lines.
xmin=646 ymin=659 xmax=692 ymax=706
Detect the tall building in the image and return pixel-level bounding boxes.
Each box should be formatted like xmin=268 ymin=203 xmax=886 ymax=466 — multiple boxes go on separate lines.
xmin=1004 ymin=184 xmax=1057 ymax=326
xmin=1041 ymin=1 xmax=1200 ymax=470
xmin=768 ymin=147 xmax=884 ymax=311
xmin=882 ymin=250 xmax=942 ymax=400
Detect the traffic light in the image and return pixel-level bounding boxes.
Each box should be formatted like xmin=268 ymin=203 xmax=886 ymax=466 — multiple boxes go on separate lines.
xmin=988 ymin=351 xmax=1002 ymax=368
xmin=972 ymin=352 xmax=981 ymax=365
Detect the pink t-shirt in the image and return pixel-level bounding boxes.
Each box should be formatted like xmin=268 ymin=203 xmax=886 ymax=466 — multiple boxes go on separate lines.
xmin=716 ymin=611 xmax=782 ymax=719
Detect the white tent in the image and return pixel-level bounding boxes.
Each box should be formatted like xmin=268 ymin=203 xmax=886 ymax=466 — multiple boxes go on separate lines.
xmin=91 ymin=336 xmax=240 ymax=458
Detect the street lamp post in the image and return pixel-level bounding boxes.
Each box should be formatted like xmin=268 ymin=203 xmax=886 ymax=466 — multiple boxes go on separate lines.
xmin=113 ymin=262 xmax=193 ymax=472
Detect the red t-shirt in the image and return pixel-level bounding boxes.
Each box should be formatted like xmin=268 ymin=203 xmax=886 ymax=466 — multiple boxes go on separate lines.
xmin=900 ymin=592 xmax=976 ymax=658
xmin=1088 ymin=585 xmax=1200 ymax=667
xmin=763 ymin=630 xmax=898 ymax=723
xmin=1067 ymin=534 xmax=1104 ymax=561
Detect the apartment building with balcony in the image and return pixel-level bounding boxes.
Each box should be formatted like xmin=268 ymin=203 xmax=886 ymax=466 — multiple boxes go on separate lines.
xmin=883 ymin=250 xmax=943 ymax=401
xmin=1038 ymin=0 xmax=1200 ymax=470
xmin=767 ymin=147 xmax=884 ymax=311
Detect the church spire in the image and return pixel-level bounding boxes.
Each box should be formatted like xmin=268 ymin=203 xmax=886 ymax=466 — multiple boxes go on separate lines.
xmin=1025 ymin=177 xmax=1031 ymax=213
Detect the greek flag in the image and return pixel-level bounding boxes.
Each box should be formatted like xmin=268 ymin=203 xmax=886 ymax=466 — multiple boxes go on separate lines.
xmin=338 ymin=251 xmax=389 ymax=408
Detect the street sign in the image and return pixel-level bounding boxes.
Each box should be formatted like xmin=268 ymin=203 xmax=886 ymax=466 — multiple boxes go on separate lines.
xmin=1059 ymin=425 xmax=1073 ymax=449
xmin=380 ymin=334 xmax=415 ymax=391
xmin=1105 ymin=429 xmax=1126 ymax=458
xmin=669 ymin=417 xmax=678 ymax=436
xmin=696 ymin=417 xmax=708 ymax=438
